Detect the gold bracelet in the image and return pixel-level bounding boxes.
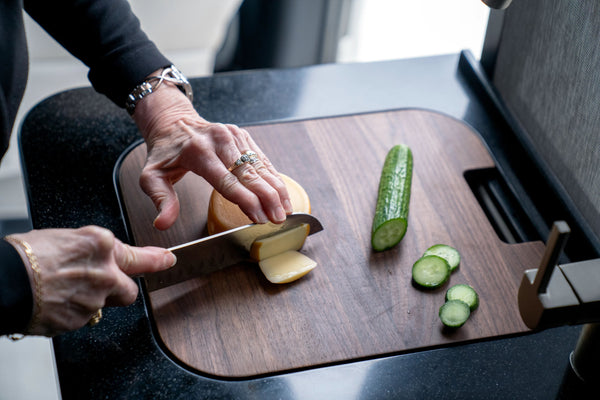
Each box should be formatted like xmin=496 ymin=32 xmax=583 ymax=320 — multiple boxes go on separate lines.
xmin=5 ymin=236 xmax=43 ymax=335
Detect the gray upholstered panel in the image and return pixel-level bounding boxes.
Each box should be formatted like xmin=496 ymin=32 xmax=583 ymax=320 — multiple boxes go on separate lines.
xmin=493 ymin=0 xmax=600 ymax=238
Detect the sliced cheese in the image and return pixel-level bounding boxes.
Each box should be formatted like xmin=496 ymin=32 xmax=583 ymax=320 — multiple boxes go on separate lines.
xmin=207 ymin=173 xmax=311 ymax=235
xmin=250 ymin=223 xmax=310 ymax=261
xmin=258 ymin=250 xmax=317 ymax=284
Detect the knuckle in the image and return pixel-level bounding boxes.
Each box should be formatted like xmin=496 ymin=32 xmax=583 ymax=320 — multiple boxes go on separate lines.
xmin=261 ymin=156 xmax=274 ymax=169
xmin=270 ymin=176 xmax=287 ymax=193
xmin=78 ymin=226 xmax=114 ymax=253
xmin=138 ymin=171 xmax=170 ymax=207
xmin=122 ymin=286 xmax=139 ymax=305
xmin=138 ymin=168 xmax=155 ymax=189
xmin=119 ymin=246 xmax=138 ymax=273
xmin=253 ymin=161 xmax=269 ymax=175
xmin=237 ymin=165 xmax=261 ymax=184
xmin=237 ymin=127 xmax=251 ymax=141
xmin=209 ymin=123 xmax=231 ymax=140
xmin=264 ymin=186 xmax=280 ymax=202
xmin=216 ymin=173 xmax=239 ymax=196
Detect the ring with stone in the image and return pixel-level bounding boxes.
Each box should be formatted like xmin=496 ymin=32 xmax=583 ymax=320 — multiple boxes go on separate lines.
xmin=228 ymin=151 xmax=259 ymax=172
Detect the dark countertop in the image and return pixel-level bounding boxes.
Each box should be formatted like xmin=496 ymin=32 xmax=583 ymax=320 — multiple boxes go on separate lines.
xmin=19 ymin=53 xmax=587 ymax=399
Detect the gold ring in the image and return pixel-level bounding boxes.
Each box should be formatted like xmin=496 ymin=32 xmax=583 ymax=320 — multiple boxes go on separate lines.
xmin=88 ymin=309 xmax=103 ymax=326
xmin=228 ymin=151 xmax=259 ymax=172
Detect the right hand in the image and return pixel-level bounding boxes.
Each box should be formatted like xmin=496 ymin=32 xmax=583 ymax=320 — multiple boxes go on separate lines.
xmin=131 ymin=81 xmax=293 ymax=230
xmin=8 ymin=226 xmax=175 ymax=337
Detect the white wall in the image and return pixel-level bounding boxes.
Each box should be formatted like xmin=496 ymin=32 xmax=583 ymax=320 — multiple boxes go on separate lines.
xmin=338 ymin=0 xmax=490 ymax=63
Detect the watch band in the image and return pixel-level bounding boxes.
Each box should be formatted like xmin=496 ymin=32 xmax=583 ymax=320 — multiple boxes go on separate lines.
xmin=125 ymin=65 xmax=193 ymax=115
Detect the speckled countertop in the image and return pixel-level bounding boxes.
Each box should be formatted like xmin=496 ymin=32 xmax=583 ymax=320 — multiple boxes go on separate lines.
xmin=19 ymin=53 xmax=587 ymax=399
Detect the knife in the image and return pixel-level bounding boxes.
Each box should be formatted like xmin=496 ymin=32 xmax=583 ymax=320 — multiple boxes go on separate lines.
xmin=144 ymin=213 xmax=324 ymax=291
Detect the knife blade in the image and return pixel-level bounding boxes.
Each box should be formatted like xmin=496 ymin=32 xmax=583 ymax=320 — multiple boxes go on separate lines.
xmin=144 ymin=213 xmax=324 ymax=291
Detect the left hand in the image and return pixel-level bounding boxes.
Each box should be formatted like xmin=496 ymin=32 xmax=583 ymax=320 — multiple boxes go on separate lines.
xmin=7 ymin=226 xmax=175 ymax=336
xmin=131 ymin=79 xmax=293 ymax=231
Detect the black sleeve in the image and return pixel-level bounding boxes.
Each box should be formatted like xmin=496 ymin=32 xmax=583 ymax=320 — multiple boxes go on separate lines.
xmin=23 ymin=0 xmax=171 ymax=107
xmin=0 ymin=239 xmax=33 ymax=335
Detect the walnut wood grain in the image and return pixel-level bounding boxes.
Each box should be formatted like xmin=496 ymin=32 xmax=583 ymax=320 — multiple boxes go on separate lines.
xmin=117 ymin=109 xmax=545 ymax=378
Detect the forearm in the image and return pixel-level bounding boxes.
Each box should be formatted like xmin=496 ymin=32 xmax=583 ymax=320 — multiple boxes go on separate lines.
xmin=24 ymin=0 xmax=170 ymax=107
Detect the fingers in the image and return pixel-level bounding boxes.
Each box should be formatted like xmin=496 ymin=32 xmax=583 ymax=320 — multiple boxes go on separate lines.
xmin=211 ymin=171 xmax=273 ymax=223
xmin=112 ymin=239 xmax=176 ymax=276
xmin=78 ymin=229 xmax=174 ymax=309
xmin=76 ymin=228 xmax=144 ymax=307
xmin=138 ymin=168 xmax=181 ymax=231
xmin=228 ymin=159 xmax=287 ymax=223
xmin=243 ymin=135 xmax=293 ymax=214
xmin=105 ymin=238 xmax=176 ymax=306
xmin=7 ymin=226 xmax=177 ymax=335
xmin=198 ymin=124 xmax=292 ymax=224
xmin=140 ymin=112 xmax=293 ymax=227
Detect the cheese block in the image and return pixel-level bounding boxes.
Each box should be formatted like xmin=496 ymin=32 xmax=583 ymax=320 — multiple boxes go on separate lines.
xmin=250 ymin=223 xmax=310 ymax=261
xmin=258 ymin=250 xmax=317 ymax=284
xmin=207 ymin=174 xmax=311 ymax=235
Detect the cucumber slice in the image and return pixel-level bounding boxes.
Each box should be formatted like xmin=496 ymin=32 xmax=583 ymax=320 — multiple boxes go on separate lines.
xmin=411 ymin=255 xmax=450 ymax=288
xmin=423 ymin=244 xmax=460 ymax=272
xmin=371 ymin=144 xmax=413 ymax=251
xmin=439 ymin=300 xmax=471 ymax=328
xmin=371 ymin=219 xmax=407 ymax=252
xmin=445 ymin=284 xmax=479 ymax=311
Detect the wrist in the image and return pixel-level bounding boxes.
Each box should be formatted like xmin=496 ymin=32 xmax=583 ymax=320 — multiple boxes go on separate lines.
xmin=125 ymin=65 xmax=193 ymax=116
xmin=131 ymin=79 xmax=199 ymax=138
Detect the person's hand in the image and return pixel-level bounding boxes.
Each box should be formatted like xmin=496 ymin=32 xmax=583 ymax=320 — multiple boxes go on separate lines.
xmin=131 ymin=78 xmax=293 ymax=231
xmin=7 ymin=226 xmax=175 ymax=337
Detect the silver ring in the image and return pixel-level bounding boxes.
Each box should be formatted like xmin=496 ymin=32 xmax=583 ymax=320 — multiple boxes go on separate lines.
xmin=228 ymin=151 xmax=259 ymax=172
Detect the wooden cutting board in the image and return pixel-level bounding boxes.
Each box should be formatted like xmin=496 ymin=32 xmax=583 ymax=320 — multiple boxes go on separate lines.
xmin=116 ymin=109 xmax=545 ymax=378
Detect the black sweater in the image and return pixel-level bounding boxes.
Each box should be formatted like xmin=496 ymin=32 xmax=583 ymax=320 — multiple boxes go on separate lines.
xmin=1 ymin=0 xmax=170 ymax=335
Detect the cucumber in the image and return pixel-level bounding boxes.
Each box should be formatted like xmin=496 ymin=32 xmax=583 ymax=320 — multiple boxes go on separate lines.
xmin=439 ymin=300 xmax=471 ymax=328
xmin=423 ymin=244 xmax=460 ymax=272
xmin=411 ymin=255 xmax=450 ymax=288
xmin=371 ymin=144 xmax=413 ymax=251
xmin=446 ymin=284 xmax=479 ymax=311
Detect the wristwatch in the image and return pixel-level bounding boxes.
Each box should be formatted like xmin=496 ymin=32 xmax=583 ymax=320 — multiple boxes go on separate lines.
xmin=125 ymin=65 xmax=193 ymax=115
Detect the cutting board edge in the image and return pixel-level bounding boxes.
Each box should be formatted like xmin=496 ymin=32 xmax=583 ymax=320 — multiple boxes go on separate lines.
xmin=146 ymin=323 xmax=537 ymax=380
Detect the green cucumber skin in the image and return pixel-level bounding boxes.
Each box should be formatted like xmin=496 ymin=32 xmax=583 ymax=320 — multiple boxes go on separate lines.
xmin=371 ymin=144 xmax=413 ymax=251
xmin=424 ymin=244 xmax=461 ymax=271
xmin=446 ymin=284 xmax=479 ymax=311
xmin=411 ymin=255 xmax=451 ymax=289
xmin=439 ymin=300 xmax=471 ymax=328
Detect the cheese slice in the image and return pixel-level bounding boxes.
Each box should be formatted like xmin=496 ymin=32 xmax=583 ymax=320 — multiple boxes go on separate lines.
xmin=258 ymin=250 xmax=317 ymax=284
xmin=207 ymin=173 xmax=311 ymax=235
xmin=250 ymin=223 xmax=310 ymax=261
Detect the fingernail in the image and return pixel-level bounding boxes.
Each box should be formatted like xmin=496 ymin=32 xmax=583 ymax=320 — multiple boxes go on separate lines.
xmin=166 ymin=251 xmax=177 ymax=267
xmin=283 ymin=199 xmax=293 ymax=214
xmin=274 ymin=206 xmax=286 ymax=222
xmin=255 ymin=210 xmax=269 ymax=224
